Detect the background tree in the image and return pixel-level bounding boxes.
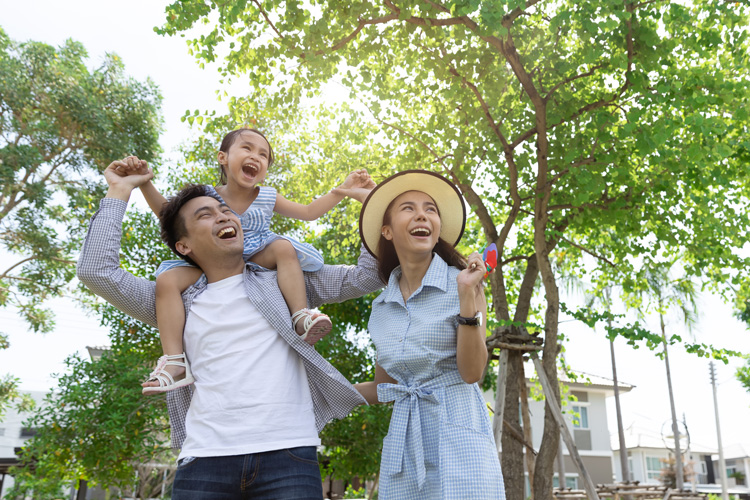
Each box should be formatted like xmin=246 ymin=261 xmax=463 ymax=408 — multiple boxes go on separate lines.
xmin=7 ymin=210 xmax=173 ymax=498
xmin=158 ymin=1 xmax=750 ymax=498
xmin=0 ymin=27 xmax=162 ymax=414
xmin=625 ymin=259 xmax=698 ymax=491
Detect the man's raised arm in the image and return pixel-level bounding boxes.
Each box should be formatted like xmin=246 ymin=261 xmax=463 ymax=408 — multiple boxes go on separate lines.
xmin=76 ymin=159 xmax=159 ymax=328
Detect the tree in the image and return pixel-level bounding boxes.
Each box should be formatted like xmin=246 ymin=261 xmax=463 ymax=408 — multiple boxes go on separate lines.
xmin=158 ymin=1 xmax=750 ymax=498
xmin=0 ymin=27 xmax=162 ymax=413
xmin=7 ymin=210 xmax=174 ymax=498
xmin=627 ymin=259 xmax=698 ymax=491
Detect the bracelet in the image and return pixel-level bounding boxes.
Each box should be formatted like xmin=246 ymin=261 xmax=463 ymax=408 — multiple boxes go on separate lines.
xmin=456 ymin=312 xmax=483 ymax=327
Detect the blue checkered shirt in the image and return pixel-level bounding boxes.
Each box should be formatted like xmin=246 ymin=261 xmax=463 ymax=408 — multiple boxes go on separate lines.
xmin=370 ymin=254 xmax=505 ymax=499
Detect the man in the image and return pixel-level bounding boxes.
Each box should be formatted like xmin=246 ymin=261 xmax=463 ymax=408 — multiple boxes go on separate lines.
xmin=77 ymin=160 xmax=383 ymax=499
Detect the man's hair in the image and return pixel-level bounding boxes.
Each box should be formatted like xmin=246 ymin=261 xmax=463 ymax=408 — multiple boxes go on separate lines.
xmin=217 ymin=128 xmax=275 ymax=185
xmin=159 ymin=184 xmax=220 ymax=267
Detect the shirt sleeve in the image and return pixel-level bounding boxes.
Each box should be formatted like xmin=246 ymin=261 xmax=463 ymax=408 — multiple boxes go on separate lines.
xmin=304 ymin=244 xmax=385 ymax=308
xmin=76 ymin=198 xmax=158 ymax=328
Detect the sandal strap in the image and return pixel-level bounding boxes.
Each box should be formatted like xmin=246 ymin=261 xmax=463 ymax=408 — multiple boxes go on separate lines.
xmin=291 ymin=308 xmax=312 ymax=329
xmin=146 ymin=353 xmax=191 ymax=388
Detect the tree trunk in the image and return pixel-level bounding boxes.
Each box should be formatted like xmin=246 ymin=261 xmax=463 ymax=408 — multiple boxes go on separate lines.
xmin=531 ymin=139 xmax=561 ymax=500
xmin=502 ymin=350 xmax=525 ymax=500
xmin=661 ymin=315 xmax=684 ymax=490
xmin=531 ymin=256 xmax=561 ymax=500
xmin=610 ymin=338 xmax=631 ymax=483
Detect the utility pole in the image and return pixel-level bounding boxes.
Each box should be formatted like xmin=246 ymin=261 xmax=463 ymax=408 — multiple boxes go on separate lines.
xmin=709 ymin=361 xmax=729 ymax=500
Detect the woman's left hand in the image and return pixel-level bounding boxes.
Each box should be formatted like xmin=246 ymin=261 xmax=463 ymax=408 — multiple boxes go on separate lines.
xmin=457 ymin=252 xmax=486 ymax=296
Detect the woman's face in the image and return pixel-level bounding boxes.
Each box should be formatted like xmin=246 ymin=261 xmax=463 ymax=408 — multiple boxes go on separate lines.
xmin=382 ymin=190 xmax=441 ymax=258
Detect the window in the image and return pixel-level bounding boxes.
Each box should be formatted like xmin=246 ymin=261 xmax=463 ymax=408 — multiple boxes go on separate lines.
xmin=571 ymin=405 xmax=589 ymax=429
xmin=646 ymin=456 xmax=663 ymax=482
xmin=571 ymin=404 xmax=591 ymax=450
xmin=20 ymin=427 xmax=37 ymax=438
xmin=553 ymin=476 xmax=579 ymax=489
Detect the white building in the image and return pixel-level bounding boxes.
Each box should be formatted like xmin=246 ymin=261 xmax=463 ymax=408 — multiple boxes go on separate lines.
xmin=711 ymin=443 xmax=750 ymax=498
xmin=612 ymin=426 xmax=716 ymax=486
xmin=487 ymin=367 xmax=634 ymax=490
xmin=0 ymin=391 xmax=46 ymax=498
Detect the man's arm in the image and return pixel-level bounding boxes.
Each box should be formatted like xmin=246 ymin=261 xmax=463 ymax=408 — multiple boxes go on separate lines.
xmin=304 ymin=245 xmax=384 ymax=308
xmin=76 ymin=161 xmax=159 ymax=328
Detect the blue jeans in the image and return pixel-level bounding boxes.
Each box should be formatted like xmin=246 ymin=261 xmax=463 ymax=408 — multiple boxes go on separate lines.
xmin=172 ymin=447 xmax=323 ymax=499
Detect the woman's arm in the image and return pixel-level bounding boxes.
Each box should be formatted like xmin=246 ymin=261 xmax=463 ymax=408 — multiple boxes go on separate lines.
xmin=354 ymin=362 xmax=398 ymax=405
xmin=274 ymin=169 xmax=374 ymax=221
xmin=456 ymin=252 xmax=490 ymax=384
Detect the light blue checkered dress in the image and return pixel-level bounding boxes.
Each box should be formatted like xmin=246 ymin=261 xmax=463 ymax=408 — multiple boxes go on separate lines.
xmin=156 ymin=185 xmax=324 ymax=276
xmin=370 ymin=254 xmax=505 ymax=500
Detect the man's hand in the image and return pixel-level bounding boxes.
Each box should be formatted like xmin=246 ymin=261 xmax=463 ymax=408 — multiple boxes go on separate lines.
xmin=335 ymin=169 xmax=376 ymax=203
xmin=104 ymin=156 xmax=154 ymax=201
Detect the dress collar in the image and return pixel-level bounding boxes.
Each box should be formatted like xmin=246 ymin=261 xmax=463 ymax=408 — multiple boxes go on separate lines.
xmin=380 ymin=253 xmax=449 ymax=304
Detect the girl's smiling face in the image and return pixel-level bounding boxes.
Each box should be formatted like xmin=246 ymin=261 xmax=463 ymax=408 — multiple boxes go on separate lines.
xmin=381 ymin=190 xmax=442 ymax=259
xmin=217 ymin=130 xmax=271 ymax=190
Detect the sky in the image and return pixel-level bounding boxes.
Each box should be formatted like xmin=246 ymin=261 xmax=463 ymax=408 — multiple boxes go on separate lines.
xmin=1 ymin=0 xmax=749 ymax=461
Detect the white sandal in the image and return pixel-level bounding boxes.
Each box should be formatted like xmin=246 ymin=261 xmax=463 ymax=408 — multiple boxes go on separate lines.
xmin=291 ymin=309 xmax=332 ymax=346
xmin=142 ymin=353 xmax=195 ymax=394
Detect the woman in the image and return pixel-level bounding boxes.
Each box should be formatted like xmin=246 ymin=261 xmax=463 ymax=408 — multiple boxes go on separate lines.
xmin=355 ymin=170 xmax=505 ymax=499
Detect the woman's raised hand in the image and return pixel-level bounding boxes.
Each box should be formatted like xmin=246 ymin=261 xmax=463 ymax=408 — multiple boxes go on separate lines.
xmin=335 ymin=168 xmax=376 ymax=203
xmin=457 ymin=252 xmax=486 ymax=295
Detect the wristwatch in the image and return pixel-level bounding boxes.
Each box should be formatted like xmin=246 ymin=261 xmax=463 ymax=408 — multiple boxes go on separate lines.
xmin=456 ymin=311 xmax=483 ymax=327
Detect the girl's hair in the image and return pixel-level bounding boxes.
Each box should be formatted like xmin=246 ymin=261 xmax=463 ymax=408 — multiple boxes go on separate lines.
xmin=217 ymin=128 xmax=275 ymax=185
xmin=375 ymin=195 xmax=467 ymax=282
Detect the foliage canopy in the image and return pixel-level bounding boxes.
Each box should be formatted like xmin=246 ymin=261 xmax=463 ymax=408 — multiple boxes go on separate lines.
xmin=0 ymin=27 xmax=162 ymax=416
xmin=159 ymin=0 xmax=750 ymax=497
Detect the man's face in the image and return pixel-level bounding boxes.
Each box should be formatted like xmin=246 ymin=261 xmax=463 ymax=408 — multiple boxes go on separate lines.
xmin=175 ymin=196 xmax=244 ymax=264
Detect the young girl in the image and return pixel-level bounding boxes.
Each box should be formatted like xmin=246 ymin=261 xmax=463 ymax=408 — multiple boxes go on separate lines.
xmin=125 ymin=128 xmax=374 ymax=394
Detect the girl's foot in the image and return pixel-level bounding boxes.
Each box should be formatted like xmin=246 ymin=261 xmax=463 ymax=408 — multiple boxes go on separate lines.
xmin=142 ymin=353 xmax=195 ymax=394
xmin=291 ymin=309 xmax=332 ymax=346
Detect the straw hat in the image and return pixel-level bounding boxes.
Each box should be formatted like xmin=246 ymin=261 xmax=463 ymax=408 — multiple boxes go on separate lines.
xmin=359 ymin=170 xmax=466 ymax=258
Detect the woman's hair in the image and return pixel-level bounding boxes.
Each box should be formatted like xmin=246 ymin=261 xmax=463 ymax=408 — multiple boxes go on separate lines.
xmin=217 ymin=128 xmax=275 ymax=185
xmin=375 ymin=195 xmax=467 ymax=282
xmin=159 ymin=183 xmax=219 ymax=267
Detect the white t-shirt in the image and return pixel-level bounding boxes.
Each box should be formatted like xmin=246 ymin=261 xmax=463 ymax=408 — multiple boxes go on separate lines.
xmin=179 ymin=274 xmax=320 ymax=459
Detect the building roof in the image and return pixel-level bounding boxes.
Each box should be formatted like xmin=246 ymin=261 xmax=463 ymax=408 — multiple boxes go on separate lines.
xmin=524 ymin=362 xmax=635 ymax=394
xmin=611 ymin=425 xmax=717 ymax=454
xmin=719 ymin=443 xmax=750 ymax=460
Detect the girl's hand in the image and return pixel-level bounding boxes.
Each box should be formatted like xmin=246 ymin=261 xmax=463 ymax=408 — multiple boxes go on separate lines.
xmin=103 ymin=158 xmax=154 ymax=199
xmin=114 ymin=155 xmax=149 ymax=176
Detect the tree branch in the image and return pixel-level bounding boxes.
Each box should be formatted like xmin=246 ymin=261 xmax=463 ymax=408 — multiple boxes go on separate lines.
xmin=559 ymin=236 xmax=617 ymax=268
xmin=251 ymin=0 xmax=399 ymax=57
xmin=544 ymin=64 xmax=606 ymax=102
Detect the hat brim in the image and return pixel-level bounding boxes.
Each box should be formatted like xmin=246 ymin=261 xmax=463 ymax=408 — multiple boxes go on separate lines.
xmin=359 ymin=170 xmax=466 ymax=258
